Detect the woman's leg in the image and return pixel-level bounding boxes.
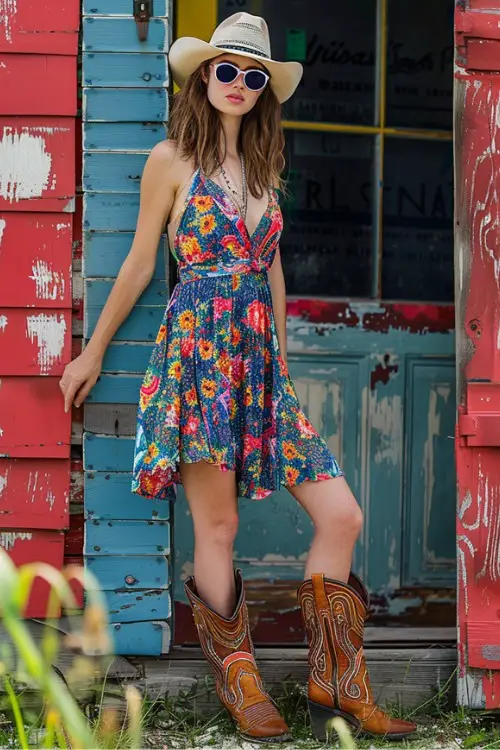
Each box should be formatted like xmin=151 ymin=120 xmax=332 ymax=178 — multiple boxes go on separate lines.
xmin=288 ymin=475 xmax=363 ymax=582
xmin=291 ymin=476 xmax=416 ymax=739
xmin=181 ymin=460 xmax=290 ymax=742
xmin=180 ymin=460 xmax=238 ymax=618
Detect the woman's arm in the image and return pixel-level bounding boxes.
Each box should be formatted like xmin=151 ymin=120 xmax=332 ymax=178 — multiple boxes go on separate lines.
xmin=59 ymin=141 xmax=178 ymax=412
xmin=268 ymin=246 xmax=288 ymax=365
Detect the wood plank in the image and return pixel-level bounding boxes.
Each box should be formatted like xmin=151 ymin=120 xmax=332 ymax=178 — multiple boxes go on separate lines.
xmin=83 ymin=52 xmax=168 ymax=89
xmin=86 ymin=555 xmax=170 ymax=590
xmin=85 ymin=404 xmax=138 ymax=435
xmin=86 ymin=375 xmax=142 ymax=404
xmin=0 ymin=309 xmax=71 ymax=376
xmin=85 ymin=472 xmax=170 ymax=520
xmin=101 ymin=342 xmax=155 ymax=373
xmin=0 ymin=458 xmax=69 ymax=529
xmin=0 ymin=118 xmax=75 ymax=212
xmin=83 ymin=0 xmax=168 ymax=15
xmin=0 ymin=55 xmax=77 ymax=116
xmin=0 ymin=377 xmax=70 ymax=458
xmin=0 ymin=530 xmax=64 ymax=617
xmin=83 ymin=88 xmax=168 ymax=123
xmin=106 ymin=589 xmax=171 ymax=623
xmin=467 ymin=621 xmax=500 ymax=669
xmin=128 ymin=647 xmax=457 ymax=710
xmin=83 ymin=232 xmax=166 ymax=279
xmin=0 ymin=213 xmax=72 ymax=307
xmin=111 ymin=620 xmax=171 ymax=656
xmin=64 ymin=512 xmax=83 ymax=556
xmin=0 ymin=0 xmax=80 ymax=55
xmin=84 ymin=152 xmax=148 ymax=193
xmin=84 ymin=519 xmax=170 ymax=556
xmin=83 ymin=123 xmax=166 ymax=152
xmin=85 ymin=303 xmax=164 ymax=341
xmin=86 ymin=279 xmax=166 ymax=306
xmin=84 ymin=434 xmax=135 ymax=471
xmin=83 ymin=18 xmax=169 ymax=53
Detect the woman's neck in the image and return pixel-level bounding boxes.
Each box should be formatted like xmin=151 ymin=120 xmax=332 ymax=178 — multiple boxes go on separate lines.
xmin=219 ymin=113 xmax=242 ymax=160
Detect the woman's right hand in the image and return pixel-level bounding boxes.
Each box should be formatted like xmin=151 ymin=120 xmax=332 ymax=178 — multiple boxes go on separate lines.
xmin=59 ymin=348 xmax=103 ymax=414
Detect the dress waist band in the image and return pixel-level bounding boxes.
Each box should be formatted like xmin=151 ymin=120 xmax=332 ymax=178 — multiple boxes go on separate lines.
xmin=178 ymin=260 xmax=267 ymax=284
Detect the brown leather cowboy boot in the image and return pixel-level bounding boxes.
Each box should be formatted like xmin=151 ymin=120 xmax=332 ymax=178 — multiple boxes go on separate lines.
xmin=298 ymin=573 xmax=417 ymax=740
xmin=185 ymin=569 xmax=290 ymax=743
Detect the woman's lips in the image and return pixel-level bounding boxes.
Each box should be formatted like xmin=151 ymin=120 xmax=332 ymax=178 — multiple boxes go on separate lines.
xmin=226 ymin=94 xmax=245 ymax=103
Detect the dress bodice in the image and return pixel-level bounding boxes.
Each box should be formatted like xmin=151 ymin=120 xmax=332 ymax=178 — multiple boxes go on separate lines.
xmin=170 ymin=171 xmax=283 ymax=282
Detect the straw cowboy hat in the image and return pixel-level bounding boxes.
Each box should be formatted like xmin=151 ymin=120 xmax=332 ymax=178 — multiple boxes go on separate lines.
xmin=168 ymin=12 xmax=303 ymax=103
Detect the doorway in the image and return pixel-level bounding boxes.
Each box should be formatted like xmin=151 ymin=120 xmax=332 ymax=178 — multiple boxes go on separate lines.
xmin=173 ymin=0 xmax=456 ymax=643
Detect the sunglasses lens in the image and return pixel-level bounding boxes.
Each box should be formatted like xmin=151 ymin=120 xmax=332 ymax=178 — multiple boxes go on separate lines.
xmin=244 ymin=69 xmax=268 ymax=91
xmin=215 ymin=63 xmax=238 ymax=84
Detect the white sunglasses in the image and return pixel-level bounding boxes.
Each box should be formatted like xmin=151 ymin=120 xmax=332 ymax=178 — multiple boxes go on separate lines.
xmin=212 ymin=61 xmax=270 ymax=92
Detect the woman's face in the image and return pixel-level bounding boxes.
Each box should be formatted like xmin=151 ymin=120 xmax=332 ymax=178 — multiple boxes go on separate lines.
xmin=205 ymin=53 xmax=267 ymax=116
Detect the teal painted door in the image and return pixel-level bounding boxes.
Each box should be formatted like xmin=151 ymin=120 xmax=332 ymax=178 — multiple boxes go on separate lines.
xmin=174 ymin=0 xmax=457 ymax=642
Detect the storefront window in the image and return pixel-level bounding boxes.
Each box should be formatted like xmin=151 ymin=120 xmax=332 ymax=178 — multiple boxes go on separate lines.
xmin=217 ymin=0 xmax=454 ymax=302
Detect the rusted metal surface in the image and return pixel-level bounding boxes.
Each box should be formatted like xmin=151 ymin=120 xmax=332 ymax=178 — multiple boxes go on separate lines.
xmin=455 ymin=0 xmax=500 ymax=710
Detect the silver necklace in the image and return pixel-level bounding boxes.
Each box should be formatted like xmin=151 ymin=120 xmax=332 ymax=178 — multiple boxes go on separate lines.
xmin=218 ymin=153 xmax=248 ymax=220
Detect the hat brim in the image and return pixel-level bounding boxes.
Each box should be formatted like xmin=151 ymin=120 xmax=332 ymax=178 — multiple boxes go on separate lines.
xmin=168 ymin=36 xmax=303 ymax=104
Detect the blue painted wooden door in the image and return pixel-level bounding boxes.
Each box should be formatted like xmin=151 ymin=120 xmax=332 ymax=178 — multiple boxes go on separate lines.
xmin=174 ymin=0 xmax=457 ymax=643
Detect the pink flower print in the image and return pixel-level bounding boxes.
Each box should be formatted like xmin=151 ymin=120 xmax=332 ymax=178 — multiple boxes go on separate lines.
xmin=213 ymin=296 xmax=232 ymax=320
xmin=244 ymin=300 xmax=266 ymax=334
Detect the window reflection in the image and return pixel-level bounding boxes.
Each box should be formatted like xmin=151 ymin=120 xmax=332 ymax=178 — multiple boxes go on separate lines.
xmin=382 ymin=138 xmax=453 ymax=301
xmin=386 ymin=0 xmax=454 ymax=129
xmin=280 ymin=132 xmax=374 ymax=297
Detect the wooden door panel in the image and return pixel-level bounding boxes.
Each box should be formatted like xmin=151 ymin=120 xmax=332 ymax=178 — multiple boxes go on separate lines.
xmin=404 ymin=358 xmax=456 ymax=586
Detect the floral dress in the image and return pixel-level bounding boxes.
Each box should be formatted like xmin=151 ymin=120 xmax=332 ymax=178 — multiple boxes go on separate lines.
xmin=132 ymin=170 xmax=343 ymax=500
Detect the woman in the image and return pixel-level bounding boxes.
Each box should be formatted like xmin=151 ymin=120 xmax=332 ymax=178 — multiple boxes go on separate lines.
xmin=60 ymin=12 xmax=416 ymax=743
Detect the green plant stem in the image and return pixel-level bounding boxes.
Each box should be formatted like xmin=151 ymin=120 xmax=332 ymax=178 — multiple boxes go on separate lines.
xmin=2 ymin=615 xmax=95 ymax=748
xmin=4 ymin=675 xmax=29 ymax=750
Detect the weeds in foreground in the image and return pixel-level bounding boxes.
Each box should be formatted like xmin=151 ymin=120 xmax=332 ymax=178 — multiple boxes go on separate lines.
xmin=0 ymin=547 xmax=143 ymax=749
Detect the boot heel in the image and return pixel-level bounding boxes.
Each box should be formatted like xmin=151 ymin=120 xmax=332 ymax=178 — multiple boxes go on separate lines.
xmin=308 ymin=700 xmax=360 ymax=742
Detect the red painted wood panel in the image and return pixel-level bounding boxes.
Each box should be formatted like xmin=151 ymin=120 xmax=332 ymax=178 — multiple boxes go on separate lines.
xmin=0 ymin=378 xmax=70 ymax=458
xmin=0 ymin=1 xmax=80 ymax=55
xmin=0 ymin=213 xmax=72 ymax=308
xmin=64 ymin=556 xmax=85 ymax=609
xmin=0 ymin=309 xmax=71 ymax=375
xmin=0 ymin=458 xmax=69 ymax=529
xmin=456 ymin=0 xmax=500 ymax=708
xmin=0 ymin=530 xmax=65 ymax=617
xmin=0 ymin=118 xmax=75 ymax=212
xmin=0 ymin=55 xmax=77 ymax=116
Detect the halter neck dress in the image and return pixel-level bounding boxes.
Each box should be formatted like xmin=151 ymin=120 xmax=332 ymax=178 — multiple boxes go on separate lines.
xmin=131 ymin=170 xmax=343 ymax=500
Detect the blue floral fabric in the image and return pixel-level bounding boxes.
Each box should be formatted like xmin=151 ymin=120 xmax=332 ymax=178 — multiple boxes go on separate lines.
xmin=132 ymin=170 xmax=343 ymax=500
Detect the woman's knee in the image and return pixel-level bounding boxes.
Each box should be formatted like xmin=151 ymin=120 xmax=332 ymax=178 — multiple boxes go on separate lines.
xmin=196 ymin=512 xmax=239 ymax=548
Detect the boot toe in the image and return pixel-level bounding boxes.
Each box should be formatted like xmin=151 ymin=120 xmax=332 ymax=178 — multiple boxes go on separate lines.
xmin=387 ymin=718 xmax=417 ymax=737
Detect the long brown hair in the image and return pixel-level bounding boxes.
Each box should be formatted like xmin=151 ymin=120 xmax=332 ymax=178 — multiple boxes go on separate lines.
xmin=168 ymin=61 xmax=285 ymax=198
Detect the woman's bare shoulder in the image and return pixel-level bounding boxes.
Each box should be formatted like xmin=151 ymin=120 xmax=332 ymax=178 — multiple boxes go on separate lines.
xmin=147 ymin=140 xmax=194 ymax=180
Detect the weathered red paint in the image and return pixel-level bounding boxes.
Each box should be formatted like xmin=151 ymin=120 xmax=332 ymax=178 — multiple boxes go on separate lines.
xmin=0 ymin=459 xmax=69 ymax=529
xmin=286 ymin=300 xmax=455 ymax=334
xmin=0 ymin=0 xmax=79 ymax=55
xmin=0 ymin=118 xmax=75 ymax=212
xmin=1 ymin=0 xmax=78 ymax=618
xmin=0 ymin=378 xmax=70 ymax=458
xmin=0 ymin=55 xmax=77 ymax=116
xmin=0 ymin=213 xmax=73 ymax=308
xmin=0 ymin=309 xmax=71 ymax=376
xmin=370 ymin=354 xmax=399 ymax=391
xmin=64 ymin=512 xmax=84 ymax=557
xmin=455 ymin=0 xmax=500 ymax=709
xmin=0 ymin=530 xmax=65 ymax=617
